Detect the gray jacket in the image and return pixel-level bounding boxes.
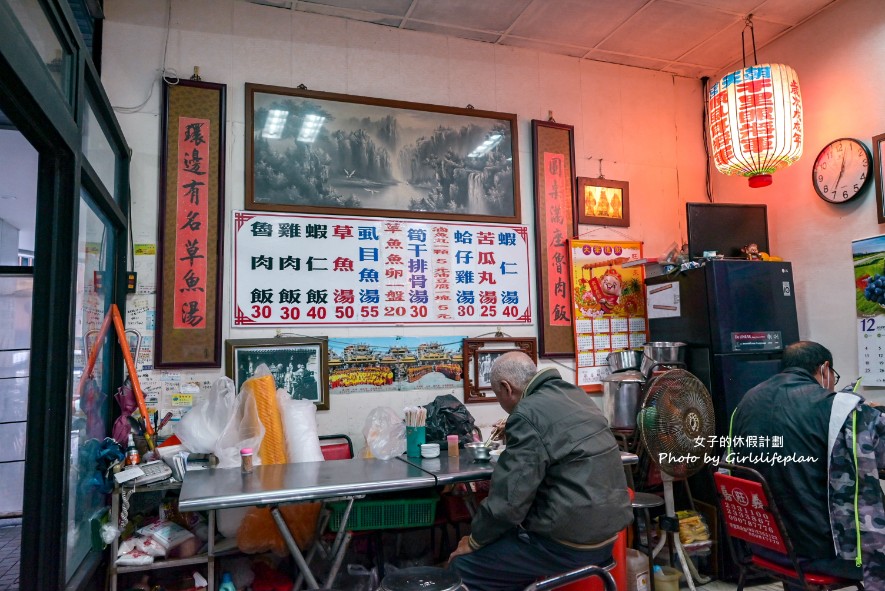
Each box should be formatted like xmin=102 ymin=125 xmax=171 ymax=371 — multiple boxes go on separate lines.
xmin=469 ymin=368 xmax=633 ymax=548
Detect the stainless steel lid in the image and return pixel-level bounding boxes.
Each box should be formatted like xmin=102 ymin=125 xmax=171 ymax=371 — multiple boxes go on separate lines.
xmin=601 ymin=369 xmax=646 ymax=383
xmin=381 ymin=567 xmax=462 ymax=591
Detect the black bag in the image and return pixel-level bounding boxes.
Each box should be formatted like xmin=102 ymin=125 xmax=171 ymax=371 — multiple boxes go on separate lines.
xmin=422 ymin=394 xmax=479 ymax=447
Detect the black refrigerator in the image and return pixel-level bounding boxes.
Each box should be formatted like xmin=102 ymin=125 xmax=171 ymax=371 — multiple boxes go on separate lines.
xmin=645 ymin=259 xmax=800 ymax=578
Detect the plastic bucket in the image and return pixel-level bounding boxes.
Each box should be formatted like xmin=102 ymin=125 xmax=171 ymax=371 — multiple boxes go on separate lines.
xmin=653 ymin=566 xmax=682 ymax=591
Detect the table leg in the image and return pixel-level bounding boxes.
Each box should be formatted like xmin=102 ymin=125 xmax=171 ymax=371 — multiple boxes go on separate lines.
xmin=330 ymin=497 xmax=355 ymax=557
xmin=270 ymin=506 xmax=320 ymax=590
xmin=327 ymin=531 xmax=353 ymax=588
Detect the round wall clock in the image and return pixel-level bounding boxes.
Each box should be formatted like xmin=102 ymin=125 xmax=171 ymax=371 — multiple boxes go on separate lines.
xmin=812 ymin=138 xmax=872 ymax=203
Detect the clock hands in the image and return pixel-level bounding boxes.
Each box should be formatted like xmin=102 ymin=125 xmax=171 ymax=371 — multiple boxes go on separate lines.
xmin=832 ymin=149 xmax=848 ymax=198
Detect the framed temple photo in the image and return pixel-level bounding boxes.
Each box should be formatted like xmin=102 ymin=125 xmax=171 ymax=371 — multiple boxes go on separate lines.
xmin=155 ymin=79 xmax=226 ymax=368
xmin=225 ymin=337 xmax=330 ymax=410
xmin=462 ymin=337 xmax=538 ymax=404
xmin=577 ymin=177 xmax=630 ymax=228
xmin=246 ymin=83 xmax=520 ymax=224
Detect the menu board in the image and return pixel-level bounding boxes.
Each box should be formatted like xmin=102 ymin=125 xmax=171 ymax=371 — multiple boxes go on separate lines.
xmin=233 ymin=211 xmax=532 ymax=326
xmin=569 ymin=240 xmax=647 ymax=391
xmin=852 ymin=234 xmax=885 ymax=384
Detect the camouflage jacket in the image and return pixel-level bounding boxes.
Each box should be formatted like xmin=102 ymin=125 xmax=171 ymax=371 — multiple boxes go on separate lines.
xmin=828 ymin=392 xmax=885 ymax=588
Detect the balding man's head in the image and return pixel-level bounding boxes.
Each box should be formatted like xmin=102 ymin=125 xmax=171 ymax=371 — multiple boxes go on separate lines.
xmin=489 ymin=351 xmax=537 ymax=413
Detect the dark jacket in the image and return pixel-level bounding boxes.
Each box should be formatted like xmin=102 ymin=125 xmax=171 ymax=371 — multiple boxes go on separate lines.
xmin=469 ymin=368 xmax=632 ymax=548
xmin=730 ymin=367 xmax=835 ymax=559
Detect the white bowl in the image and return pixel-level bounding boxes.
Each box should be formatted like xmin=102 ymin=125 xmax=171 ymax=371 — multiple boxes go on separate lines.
xmin=420 ymin=443 xmax=440 ymax=458
xmin=490 ymin=449 xmax=504 ymax=461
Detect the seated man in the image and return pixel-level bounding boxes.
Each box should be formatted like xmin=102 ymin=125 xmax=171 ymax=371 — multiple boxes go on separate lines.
xmin=730 ymin=340 xmax=885 ymax=590
xmin=449 ymin=352 xmax=632 ymax=591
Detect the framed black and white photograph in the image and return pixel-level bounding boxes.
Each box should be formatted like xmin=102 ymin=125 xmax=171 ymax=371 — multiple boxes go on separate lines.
xmin=225 ymin=337 xmax=329 ymax=410
xmin=246 ymin=84 xmax=520 ymax=224
xmin=463 ymin=337 xmax=537 ymax=404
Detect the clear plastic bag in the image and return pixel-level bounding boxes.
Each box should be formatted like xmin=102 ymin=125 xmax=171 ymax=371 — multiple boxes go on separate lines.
xmin=175 ymin=377 xmax=237 ymax=454
xmin=276 ymin=389 xmax=324 ymax=463
xmin=214 ymin=369 xmax=268 ymax=469
xmin=362 ymin=407 xmax=406 ymax=460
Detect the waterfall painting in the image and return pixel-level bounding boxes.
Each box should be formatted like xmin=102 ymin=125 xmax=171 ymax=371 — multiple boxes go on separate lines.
xmin=245 ymin=84 xmax=521 ymax=223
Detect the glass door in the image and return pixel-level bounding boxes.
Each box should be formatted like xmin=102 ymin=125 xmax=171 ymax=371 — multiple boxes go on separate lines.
xmin=65 ymin=189 xmax=116 ymax=581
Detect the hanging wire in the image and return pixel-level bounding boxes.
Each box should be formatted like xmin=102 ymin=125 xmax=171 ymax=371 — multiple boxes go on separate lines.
xmin=112 ymin=0 xmax=180 ymax=113
xmin=741 ymin=14 xmax=758 ymax=68
xmin=701 ymin=76 xmax=713 ymax=202
xmin=575 ymin=225 xmax=641 ymax=242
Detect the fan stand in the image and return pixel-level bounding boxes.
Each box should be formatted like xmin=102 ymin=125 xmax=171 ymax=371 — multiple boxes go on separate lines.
xmin=651 ymin=471 xmax=710 ymax=590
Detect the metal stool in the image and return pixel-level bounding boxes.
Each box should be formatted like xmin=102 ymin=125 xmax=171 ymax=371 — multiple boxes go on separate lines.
xmin=379 ymin=566 xmax=464 ymax=591
xmin=632 ymin=492 xmax=664 ymax=591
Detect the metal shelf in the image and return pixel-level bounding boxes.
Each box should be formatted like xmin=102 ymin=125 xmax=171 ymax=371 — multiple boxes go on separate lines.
xmin=115 ymin=552 xmax=211 ymax=573
xmin=109 ymin=479 xmax=215 ymax=591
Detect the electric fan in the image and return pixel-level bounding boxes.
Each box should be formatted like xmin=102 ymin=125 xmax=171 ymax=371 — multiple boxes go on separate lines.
xmin=638 ymin=368 xmax=716 ymax=591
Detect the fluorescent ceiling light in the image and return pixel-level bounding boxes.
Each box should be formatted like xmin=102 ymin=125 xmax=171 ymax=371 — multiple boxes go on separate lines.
xmin=262 ymin=109 xmax=289 ymax=139
xmin=468 ymin=133 xmax=503 ymax=158
xmin=297 ymin=114 xmax=326 ymax=143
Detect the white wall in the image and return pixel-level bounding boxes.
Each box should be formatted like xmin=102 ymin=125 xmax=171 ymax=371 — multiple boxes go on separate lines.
xmin=102 ymin=0 xmax=707 ymax=445
xmin=709 ymin=0 xmax=885 ymax=402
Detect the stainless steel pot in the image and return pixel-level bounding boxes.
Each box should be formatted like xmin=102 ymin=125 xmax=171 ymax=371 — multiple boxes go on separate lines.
xmin=640 ymin=341 xmax=686 ymax=376
xmin=602 ymin=369 xmax=646 ymax=430
xmin=607 ymin=349 xmax=643 ymax=373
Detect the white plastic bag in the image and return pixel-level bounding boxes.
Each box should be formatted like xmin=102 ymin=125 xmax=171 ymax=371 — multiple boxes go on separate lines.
xmin=175 ymin=377 xmax=236 ymax=453
xmin=276 ymin=389 xmax=324 ymax=463
xmin=362 ymin=407 xmax=406 ymax=460
xmin=213 ymin=369 xmax=268 ymax=469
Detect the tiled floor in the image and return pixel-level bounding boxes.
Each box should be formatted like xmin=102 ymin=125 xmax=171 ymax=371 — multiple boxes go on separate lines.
xmin=0 ymin=519 xmax=20 ymax=591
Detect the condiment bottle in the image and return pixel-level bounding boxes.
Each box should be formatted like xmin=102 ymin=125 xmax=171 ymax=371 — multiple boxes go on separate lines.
xmin=240 ymin=448 xmax=254 ymax=473
xmin=124 ymin=433 xmax=140 ymax=466
xmin=447 ymin=434 xmax=459 ymax=457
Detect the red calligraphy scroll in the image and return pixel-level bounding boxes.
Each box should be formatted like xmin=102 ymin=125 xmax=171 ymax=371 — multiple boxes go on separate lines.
xmin=543 ymin=152 xmax=573 ymax=327
xmin=174 ymin=116 xmax=210 ymax=329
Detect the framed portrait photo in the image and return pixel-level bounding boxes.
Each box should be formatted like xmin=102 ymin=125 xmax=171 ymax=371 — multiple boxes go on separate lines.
xmin=225 ymin=337 xmax=329 ymax=410
xmin=577 ymin=177 xmax=630 ymax=228
xmin=245 ymin=84 xmax=520 ymax=224
xmin=463 ymin=337 xmax=538 ymax=404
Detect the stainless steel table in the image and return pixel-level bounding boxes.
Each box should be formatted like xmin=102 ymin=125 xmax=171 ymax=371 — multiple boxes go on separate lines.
xmin=179 ymin=458 xmax=435 ymax=589
xmin=395 ymin=447 xmax=495 ymax=484
xmin=396 ymin=448 xmax=641 ymax=518
xmin=179 ymin=457 xmax=434 ymax=511
xmin=396 ymin=449 xmax=640 ymax=481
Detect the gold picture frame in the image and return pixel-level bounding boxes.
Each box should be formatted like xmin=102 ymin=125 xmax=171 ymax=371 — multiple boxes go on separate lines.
xmin=577 ymin=177 xmax=630 ymax=228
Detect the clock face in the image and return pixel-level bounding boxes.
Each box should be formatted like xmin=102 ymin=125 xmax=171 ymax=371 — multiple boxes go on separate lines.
xmin=812 ymin=138 xmax=872 ymax=203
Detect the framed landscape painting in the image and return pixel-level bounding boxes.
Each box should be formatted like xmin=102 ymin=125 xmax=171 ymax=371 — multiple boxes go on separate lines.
xmin=246 ymin=84 xmax=520 ymax=223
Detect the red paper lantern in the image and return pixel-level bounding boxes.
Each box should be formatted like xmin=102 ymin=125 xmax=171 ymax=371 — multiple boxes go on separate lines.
xmin=708 ymin=63 xmax=803 ymax=188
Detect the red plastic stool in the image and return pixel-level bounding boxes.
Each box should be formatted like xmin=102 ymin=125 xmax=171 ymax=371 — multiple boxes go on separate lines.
xmin=556 ymin=489 xmax=632 ymax=591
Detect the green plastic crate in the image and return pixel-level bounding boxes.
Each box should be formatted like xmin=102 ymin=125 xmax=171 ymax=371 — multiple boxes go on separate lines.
xmin=327 ymin=495 xmax=438 ymax=531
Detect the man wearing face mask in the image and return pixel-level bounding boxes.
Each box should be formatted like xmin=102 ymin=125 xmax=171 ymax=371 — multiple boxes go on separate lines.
xmin=730 ymin=340 xmax=885 ymax=589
